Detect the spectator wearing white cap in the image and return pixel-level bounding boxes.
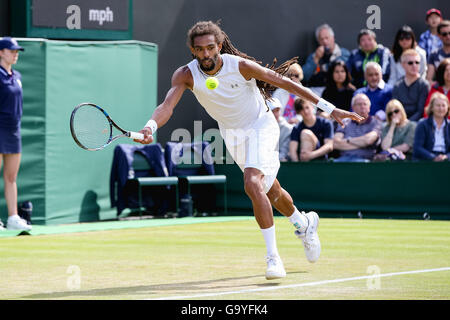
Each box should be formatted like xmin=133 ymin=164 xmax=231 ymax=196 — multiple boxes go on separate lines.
xmin=272 ymin=63 xmax=304 ymax=125
xmin=268 ymin=97 xmax=294 ymax=161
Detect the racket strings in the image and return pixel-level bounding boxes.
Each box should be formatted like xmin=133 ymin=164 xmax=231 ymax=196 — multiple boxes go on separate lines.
xmin=72 ymin=105 xmax=112 ymax=149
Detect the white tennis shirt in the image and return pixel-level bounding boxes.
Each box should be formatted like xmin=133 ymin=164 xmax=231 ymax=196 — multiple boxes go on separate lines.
xmin=187 ymin=54 xmax=268 ymax=130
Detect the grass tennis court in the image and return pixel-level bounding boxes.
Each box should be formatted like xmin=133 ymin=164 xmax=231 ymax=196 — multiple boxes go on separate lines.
xmin=1 ymin=216 xmax=449 ymax=300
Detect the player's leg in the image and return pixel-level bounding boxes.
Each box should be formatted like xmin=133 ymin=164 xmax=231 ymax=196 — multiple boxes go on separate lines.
xmin=243 ymin=167 xmax=274 ymax=229
xmin=267 ymin=178 xmax=321 ymax=263
xmin=3 ymin=153 xmax=30 ymax=230
xmin=266 ymin=179 xmax=307 ymax=230
xmin=243 ymin=167 xmax=286 ymax=279
xmin=224 ymin=113 xmax=287 ymax=278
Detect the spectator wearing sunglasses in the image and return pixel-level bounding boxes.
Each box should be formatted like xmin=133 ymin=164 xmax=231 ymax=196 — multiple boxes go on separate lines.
xmin=423 ymin=58 xmax=450 ymax=118
xmin=418 ymin=8 xmax=443 ymax=59
xmin=388 ymin=25 xmax=427 ymax=86
xmin=392 ymin=49 xmax=430 ymax=121
xmin=272 ymin=63 xmax=305 ymax=124
xmin=427 ymin=20 xmax=450 ymax=84
xmin=413 ymin=92 xmax=450 ymax=161
xmin=380 ymin=99 xmax=417 ymax=160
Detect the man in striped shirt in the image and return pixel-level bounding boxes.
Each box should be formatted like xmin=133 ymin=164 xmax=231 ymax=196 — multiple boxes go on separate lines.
xmin=333 ymin=93 xmax=382 ymax=162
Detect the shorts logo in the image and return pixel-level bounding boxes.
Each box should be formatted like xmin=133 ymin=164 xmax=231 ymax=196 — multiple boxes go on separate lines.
xmin=231 ymin=83 xmax=239 ymax=88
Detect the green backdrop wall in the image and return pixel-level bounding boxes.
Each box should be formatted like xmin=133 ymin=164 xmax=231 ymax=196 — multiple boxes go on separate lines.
xmin=214 ymin=162 xmax=450 ymax=220
xmin=0 ymin=39 xmax=158 ymax=225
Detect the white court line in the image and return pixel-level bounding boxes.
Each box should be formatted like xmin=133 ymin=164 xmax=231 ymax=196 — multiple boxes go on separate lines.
xmin=150 ymin=267 xmax=450 ymax=300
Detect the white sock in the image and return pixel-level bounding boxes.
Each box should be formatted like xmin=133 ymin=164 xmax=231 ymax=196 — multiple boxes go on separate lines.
xmin=288 ymin=207 xmax=308 ymax=232
xmin=260 ymin=225 xmax=279 ymax=257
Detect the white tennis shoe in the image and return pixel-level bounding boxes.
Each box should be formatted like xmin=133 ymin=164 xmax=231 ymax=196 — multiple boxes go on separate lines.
xmin=295 ymin=211 xmax=321 ymax=263
xmin=7 ymin=215 xmax=32 ymax=231
xmin=265 ymin=254 xmax=286 ymax=280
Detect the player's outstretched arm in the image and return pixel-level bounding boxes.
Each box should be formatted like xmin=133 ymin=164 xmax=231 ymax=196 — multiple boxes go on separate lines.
xmin=135 ymin=66 xmax=193 ymax=144
xmin=329 ymin=108 xmax=365 ymax=128
xmin=238 ymin=59 xmax=364 ymax=127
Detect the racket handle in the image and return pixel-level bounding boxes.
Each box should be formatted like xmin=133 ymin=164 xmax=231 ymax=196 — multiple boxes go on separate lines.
xmin=128 ymin=131 xmax=145 ymax=141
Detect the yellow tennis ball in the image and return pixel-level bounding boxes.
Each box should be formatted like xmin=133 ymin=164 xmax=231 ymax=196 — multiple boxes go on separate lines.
xmin=205 ymin=77 xmax=219 ymax=90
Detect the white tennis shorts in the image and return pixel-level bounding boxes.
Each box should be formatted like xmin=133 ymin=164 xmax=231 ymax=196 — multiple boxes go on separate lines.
xmin=220 ymin=111 xmax=281 ymax=193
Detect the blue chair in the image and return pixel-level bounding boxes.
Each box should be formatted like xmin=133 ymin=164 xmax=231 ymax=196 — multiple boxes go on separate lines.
xmin=110 ymin=143 xmax=178 ymax=218
xmin=164 ymin=141 xmax=227 ymax=215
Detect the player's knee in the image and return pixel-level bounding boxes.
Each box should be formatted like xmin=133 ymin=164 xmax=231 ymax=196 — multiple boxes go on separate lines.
xmin=243 ymin=175 xmax=263 ymax=198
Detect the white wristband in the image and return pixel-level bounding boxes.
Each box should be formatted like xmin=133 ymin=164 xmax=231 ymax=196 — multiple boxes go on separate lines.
xmin=316 ymin=98 xmax=336 ymax=114
xmin=145 ymin=119 xmax=157 ymax=134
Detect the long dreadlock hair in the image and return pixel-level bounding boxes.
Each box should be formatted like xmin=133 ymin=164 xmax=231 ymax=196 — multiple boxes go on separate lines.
xmin=187 ymin=20 xmax=298 ymax=100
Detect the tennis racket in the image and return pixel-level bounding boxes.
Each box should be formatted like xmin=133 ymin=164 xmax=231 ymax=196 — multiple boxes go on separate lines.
xmin=70 ymin=102 xmax=145 ymax=151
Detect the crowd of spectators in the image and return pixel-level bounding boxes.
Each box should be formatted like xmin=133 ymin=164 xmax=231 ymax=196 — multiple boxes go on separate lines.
xmin=270 ymin=8 xmax=450 ymax=162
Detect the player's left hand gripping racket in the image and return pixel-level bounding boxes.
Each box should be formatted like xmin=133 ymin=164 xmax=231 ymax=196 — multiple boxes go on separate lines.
xmin=70 ymin=103 xmax=144 ymax=151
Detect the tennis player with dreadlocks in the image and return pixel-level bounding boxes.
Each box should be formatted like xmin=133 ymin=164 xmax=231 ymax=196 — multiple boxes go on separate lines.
xmin=137 ymin=21 xmax=363 ymax=280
